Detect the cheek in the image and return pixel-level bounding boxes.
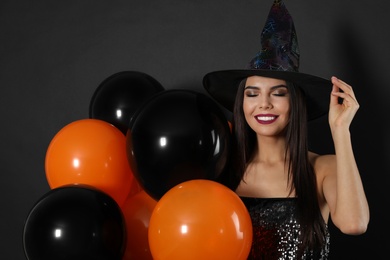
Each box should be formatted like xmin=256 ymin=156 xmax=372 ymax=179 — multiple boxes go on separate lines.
xmin=243 ymin=98 xmax=256 ymax=113
xmin=244 ymin=113 xmax=252 ymax=126
xmin=275 ymin=99 xmax=290 ymax=113
xmin=243 ymin=102 xmax=256 ymax=125
xmin=283 ymin=103 xmax=291 ymax=115
xmin=278 ymin=104 xmax=291 ymax=124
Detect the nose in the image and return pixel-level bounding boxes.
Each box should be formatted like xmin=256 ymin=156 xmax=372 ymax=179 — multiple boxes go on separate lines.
xmin=259 ymin=96 xmax=272 ymax=109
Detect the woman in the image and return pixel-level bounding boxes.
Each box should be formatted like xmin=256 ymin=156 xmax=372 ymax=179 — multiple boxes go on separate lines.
xmin=203 ymin=1 xmax=369 ymax=259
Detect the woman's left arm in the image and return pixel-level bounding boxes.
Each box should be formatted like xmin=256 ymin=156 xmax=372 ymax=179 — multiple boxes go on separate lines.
xmin=322 ymin=76 xmax=370 ymax=235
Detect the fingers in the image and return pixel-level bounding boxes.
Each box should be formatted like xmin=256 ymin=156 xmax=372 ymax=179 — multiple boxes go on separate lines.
xmin=331 ymin=76 xmax=359 ymax=107
xmin=331 ymin=76 xmax=355 ymax=97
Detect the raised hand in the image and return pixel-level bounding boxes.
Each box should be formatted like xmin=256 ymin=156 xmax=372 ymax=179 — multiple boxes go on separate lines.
xmin=328 ymin=76 xmax=359 ymax=130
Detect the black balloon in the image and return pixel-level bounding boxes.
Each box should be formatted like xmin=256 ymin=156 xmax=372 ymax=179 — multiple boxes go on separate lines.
xmin=23 ymin=185 xmax=126 ymax=260
xmin=89 ymin=71 xmax=165 ymax=134
xmin=126 ymin=89 xmax=231 ymax=200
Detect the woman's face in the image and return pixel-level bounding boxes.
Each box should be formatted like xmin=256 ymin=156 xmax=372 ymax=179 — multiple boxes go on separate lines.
xmin=243 ymin=76 xmax=290 ymax=137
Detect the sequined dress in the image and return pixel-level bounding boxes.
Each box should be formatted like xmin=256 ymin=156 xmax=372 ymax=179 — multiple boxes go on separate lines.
xmin=241 ymin=197 xmax=330 ymax=260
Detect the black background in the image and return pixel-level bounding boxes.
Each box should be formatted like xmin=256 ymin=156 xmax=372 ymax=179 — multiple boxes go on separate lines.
xmin=1 ymin=1 xmax=388 ymax=259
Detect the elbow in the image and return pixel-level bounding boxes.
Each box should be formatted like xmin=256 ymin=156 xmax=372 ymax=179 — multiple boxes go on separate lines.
xmin=332 ymin=206 xmax=370 ymax=235
xmin=340 ymin=223 xmax=368 ymax=235
xmin=338 ymin=217 xmax=370 ymax=235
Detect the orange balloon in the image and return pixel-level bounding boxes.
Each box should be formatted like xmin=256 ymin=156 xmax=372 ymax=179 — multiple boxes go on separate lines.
xmin=122 ymin=190 xmax=157 ymax=260
xmin=45 ymin=119 xmax=133 ymax=206
xmin=148 ymin=180 xmax=252 ymax=260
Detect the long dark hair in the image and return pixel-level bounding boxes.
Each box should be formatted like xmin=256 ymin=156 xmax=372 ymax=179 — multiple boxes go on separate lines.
xmin=218 ymin=78 xmax=327 ymax=251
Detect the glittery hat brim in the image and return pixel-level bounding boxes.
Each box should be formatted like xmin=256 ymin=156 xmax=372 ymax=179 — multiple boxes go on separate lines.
xmin=202 ymin=69 xmax=332 ymax=121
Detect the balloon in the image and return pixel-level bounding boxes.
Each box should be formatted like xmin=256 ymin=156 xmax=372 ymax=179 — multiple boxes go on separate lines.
xmin=89 ymin=71 xmax=165 ymax=134
xmin=148 ymin=180 xmax=252 ymax=260
xmin=126 ymin=89 xmax=231 ymax=200
xmin=23 ymin=185 xmax=126 ymax=260
xmin=45 ymin=119 xmax=133 ymax=206
xmin=127 ymin=175 xmax=143 ymax=198
xmin=122 ymin=190 xmax=157 ymax=260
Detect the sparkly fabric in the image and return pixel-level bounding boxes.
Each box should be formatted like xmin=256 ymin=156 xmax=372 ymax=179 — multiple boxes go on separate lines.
xmin=241 ymin=197 xmax=330 ymax=260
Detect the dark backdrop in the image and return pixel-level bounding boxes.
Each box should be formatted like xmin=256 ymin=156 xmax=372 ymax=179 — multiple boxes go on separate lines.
xmin=1 ymin=1 xmax=388 ymax=259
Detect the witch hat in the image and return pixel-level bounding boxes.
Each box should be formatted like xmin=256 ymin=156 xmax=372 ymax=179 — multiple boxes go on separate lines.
xmin=203 ymin=0 xmax=331 ymax=120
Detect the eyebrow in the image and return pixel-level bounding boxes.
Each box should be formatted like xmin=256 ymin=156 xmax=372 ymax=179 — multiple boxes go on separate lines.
xmin=244 ymin=84 xmax=287 ymax=90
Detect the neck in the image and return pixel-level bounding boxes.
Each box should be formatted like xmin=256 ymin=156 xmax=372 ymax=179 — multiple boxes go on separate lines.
xmin=254 ymin=135 xmax=287 ymax=163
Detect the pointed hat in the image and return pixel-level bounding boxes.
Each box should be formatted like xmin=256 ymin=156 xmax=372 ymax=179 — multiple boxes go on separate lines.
xmin=202 ymin=0 xmax=331 ymax=121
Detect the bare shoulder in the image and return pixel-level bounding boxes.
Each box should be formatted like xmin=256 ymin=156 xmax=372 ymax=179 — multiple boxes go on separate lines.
xmin=309 ymin=151 xmax=336 ymax=173
xmin=309 ymin=151 xmax=337 ymax=194
xmin=309 ymin=152 xmax=337 ymax=213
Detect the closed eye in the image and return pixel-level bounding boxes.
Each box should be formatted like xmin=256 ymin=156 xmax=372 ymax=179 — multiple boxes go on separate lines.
xmin=271 ymin=86 xmax=288 ymax=97
xmin=246 ymin=92 xmax=258 ymax=97
xmin=244 ymin=89 xmax=259 ymax=97
xmin=273 ymin=93 xmax=287 ymax=97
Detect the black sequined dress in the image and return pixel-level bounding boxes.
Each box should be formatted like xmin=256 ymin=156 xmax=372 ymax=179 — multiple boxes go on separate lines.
xmin=241 ymin=197 xmax=330 ymax=260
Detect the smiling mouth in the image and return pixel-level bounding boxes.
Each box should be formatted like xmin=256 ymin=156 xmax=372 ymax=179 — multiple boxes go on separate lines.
xmin=255 ymin=115 xmax=278 ymax=124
